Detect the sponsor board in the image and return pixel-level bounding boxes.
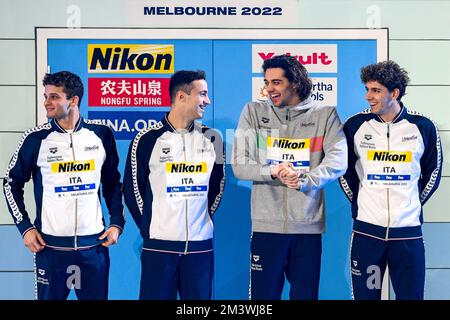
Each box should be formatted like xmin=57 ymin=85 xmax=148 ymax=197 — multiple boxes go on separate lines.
xmin=88 ymin=77 xmax=170 ymax=106
xmin=88 ymin=111 xmax=166 ymax=140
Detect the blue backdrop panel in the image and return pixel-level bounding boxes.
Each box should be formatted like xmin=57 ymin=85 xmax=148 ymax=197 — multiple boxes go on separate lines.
xmin=424 ymin=270 xmax=450 ymax=300
xmin=0 ymin=272 xmax=35 ymax=300
xmin=0 ymin=226 xmax=34 ymax=271
xmin=45 ymin=35 xmax=379 ymax=299
xmin=423 ymin=223 xmax=450 ymax=268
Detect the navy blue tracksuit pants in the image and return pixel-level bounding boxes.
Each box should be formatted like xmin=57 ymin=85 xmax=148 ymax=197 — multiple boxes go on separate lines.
xmin=350 ymin=232 xmax=425 ymax=300
xmin=139 ymin=249 xmax=214 ymax=300
xmin=35 ymin=245 xmax=110 ymax=300
xmin=250 ymin=232 xmax=322 ymax=300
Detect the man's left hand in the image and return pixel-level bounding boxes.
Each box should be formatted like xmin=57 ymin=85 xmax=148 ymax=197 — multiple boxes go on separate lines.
xmin=99 ymin=226 xmax=121 ymax=247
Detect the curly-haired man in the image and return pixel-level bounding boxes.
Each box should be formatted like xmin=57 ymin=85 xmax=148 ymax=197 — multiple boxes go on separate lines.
xmin=232 ymin=55 xmax=347 ymax=300
xmin=339 ymin=61 xmax=443 ymax=300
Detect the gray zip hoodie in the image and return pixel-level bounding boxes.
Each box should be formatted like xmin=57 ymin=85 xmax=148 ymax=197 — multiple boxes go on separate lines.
xmin=231 ymin=97 xmax=347 ymax=234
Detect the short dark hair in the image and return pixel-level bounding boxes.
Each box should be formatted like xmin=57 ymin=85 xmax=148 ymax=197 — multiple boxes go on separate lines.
xmin=360 ymin=60 xmax=410 ymax=101
xmin=169 ymin=70 xmax=206 ymax=103
xmin=262 ymin=54 xmax=312 ymax=101
xmin=42 ymin=71 xmax=84 ymax=106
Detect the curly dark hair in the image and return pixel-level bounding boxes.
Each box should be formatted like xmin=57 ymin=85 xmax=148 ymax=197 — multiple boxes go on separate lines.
xmin=262 ymin=54 xmax=312 ymax=101
xmin=361 ymin=60 xmax=410 ymax=101
xmin=169 ymin=70 xmax=206 ymax=103
xmin=43 ymin=71 xmax=84 ymax=106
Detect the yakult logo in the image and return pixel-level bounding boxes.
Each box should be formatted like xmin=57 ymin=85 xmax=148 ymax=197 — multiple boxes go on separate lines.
xmin=252 ymin=44 xmax=337 ymax=73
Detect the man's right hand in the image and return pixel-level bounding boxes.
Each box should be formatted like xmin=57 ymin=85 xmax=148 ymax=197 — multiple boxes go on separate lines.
xmin=23 ymin=229 xmax=46 ymax=253
xmin=278 ymin=164 xmax=301 ymax=189
xmin=271 ymin=163 xmax=300 ymax=187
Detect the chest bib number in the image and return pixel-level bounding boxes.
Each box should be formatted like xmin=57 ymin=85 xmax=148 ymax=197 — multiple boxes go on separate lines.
xmin=51 ymin=160 xmax=97 ymax=198
xmin=366 ymin=150 xmax=412 ymax=188
xmin=166 ymin=162 xmax=208 ymax=200
xmin=266 ymin=137 xmax=310 ymax=173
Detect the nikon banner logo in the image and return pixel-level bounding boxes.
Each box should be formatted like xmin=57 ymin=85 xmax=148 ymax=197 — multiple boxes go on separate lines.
xmin=88 ymin=44 xmax=174 ymax=73
xmin=52 ymin=160 xmax=95 ymax=173
xmin=367 ymin=151 xmax=412 ymax=162
xmin=166 ymin=162 xmax=207 ymax=173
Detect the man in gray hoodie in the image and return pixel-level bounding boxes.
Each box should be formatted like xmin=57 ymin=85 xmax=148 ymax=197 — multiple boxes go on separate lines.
xmin=232 ymin=54 xmax=347 ymax=300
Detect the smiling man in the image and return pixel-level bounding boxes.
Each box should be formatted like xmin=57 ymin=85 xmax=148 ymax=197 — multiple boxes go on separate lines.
xmin=339 ymin=61 xmax=443 ymax=300
xmin=123 ymin=70 xmax=225 ymax=300
xmin=3 ymin=71 xmax=124 ymax=300
xmin=232 ymin=54 xmax=347 ymax=300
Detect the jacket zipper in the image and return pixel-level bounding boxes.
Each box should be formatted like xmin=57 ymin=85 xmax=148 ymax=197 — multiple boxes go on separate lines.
xmin=182 ymin=132 xmax=189 ymax=254
xmin=70 ymin=133 xmax=78 ymax=250
xmin=385 ymin=124 xmax=391 ymax=240
xmin=283 ymin=109 xmax=290 ymax=233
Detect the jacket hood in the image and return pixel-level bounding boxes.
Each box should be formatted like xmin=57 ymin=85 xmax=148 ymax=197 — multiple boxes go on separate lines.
xmin=268 ymin=95 xmax=319 ymax=120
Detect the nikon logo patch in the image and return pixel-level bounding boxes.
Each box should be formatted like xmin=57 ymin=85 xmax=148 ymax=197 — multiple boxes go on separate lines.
xmin=166 ymin=162 xmax=207 ymax=173
xmin=268 ymin=137 xmax=310 ymax=150
xmin=52 ymin=160 xmax=95 ymax=173
xmin=88 ymin=44 xmax=174 ymax=73
xmin=367 ymin=151 xmax=412 ymax=162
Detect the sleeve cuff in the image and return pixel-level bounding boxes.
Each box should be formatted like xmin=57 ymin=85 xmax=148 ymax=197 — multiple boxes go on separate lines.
xmin=261 ymin=165 xmax=275 ymax=181
xmin=20 ymin=225 xmax=36 ymax=238
xmin=297 ymin=174 xmax=308 ymax=192
xmin=109 ymin=224 xmax=124 ymax=234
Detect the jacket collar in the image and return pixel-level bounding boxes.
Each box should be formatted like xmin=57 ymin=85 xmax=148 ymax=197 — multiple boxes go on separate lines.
xmin=164 ymin=112 xmax=195 ymax=133
xmin=374 ymin=102 xmax=407 ymax=124
xmin=51 ymin=116 xmax=83 ymax=133
xmin=269 ymin=95 xmax=316 ymax=113
xmin=269 ymin=95 xmax=317 ymax=122
xmin=290 ymin=96 xmax=316 ymax=111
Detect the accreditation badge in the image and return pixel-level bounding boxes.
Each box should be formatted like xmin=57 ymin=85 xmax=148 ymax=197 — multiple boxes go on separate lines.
xmin=165 ymin=161 xmax=208 ymax=200
xmin=366 ymin=150 xmax=413 ymax=188
xmin=51 ymin=159 xmax=97 ymax=198
xmin=266 ymin=137 xmax=310 ymax=173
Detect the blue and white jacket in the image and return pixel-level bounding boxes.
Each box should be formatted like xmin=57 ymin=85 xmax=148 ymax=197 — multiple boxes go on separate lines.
xmin=339 ymin=104 xmax=442 ymax=240
xmin=3 ymin=117 xmax=125 ymax=250
xmin=123 ymin=114 xmax=225 ymax=254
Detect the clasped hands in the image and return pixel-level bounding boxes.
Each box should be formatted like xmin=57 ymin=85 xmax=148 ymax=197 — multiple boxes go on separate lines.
xmin=270 ymin=162 xmax=302 ymax=189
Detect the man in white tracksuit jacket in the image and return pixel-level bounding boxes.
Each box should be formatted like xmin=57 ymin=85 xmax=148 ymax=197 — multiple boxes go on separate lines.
xmin=339 ymin=61 xmax=442 ymax=300
xmin=123 ymin=70 xmax=225 ymax=300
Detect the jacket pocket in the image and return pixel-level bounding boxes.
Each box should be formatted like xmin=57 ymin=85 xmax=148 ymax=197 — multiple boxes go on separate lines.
xmin=250 ymin=184 xmax=284 ymax=222
xmin=288 ymin=188 xmax=324 ymax=223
